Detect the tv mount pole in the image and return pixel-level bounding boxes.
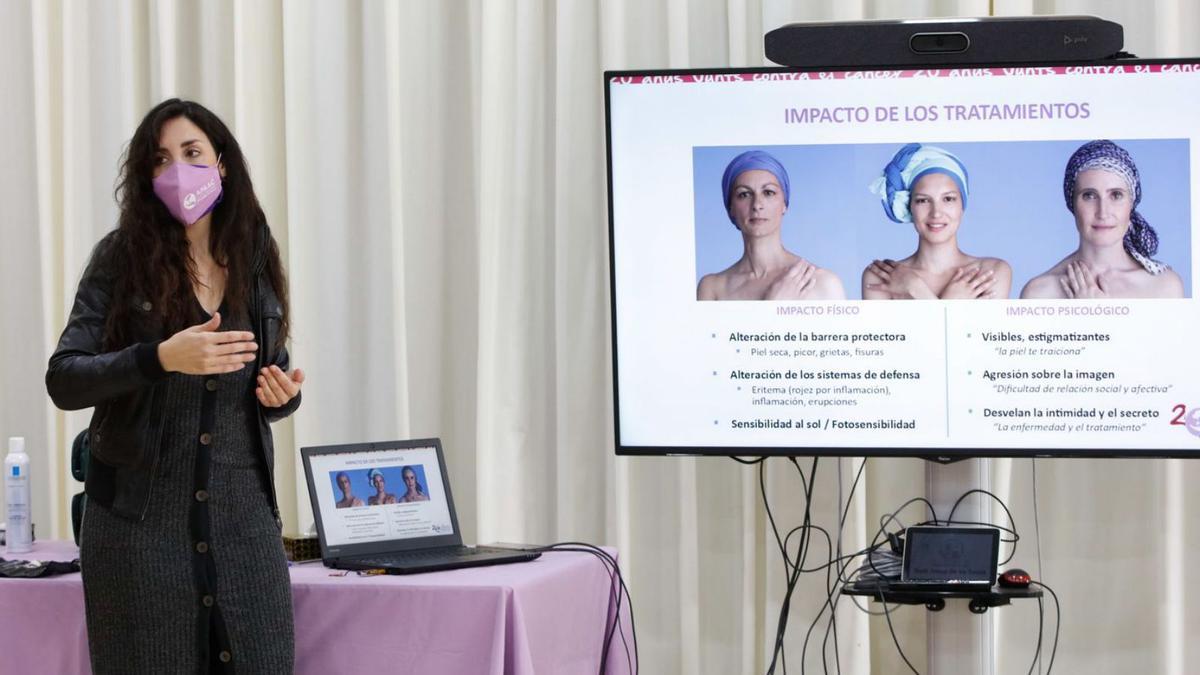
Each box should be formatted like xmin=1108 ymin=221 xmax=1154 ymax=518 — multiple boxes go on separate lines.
xmin=925 ymin=458 xmax=994 ymax=674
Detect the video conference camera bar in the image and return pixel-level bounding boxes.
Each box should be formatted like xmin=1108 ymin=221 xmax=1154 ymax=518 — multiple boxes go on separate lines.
xmin=765 ymin=15 xmax=1125 ymax=68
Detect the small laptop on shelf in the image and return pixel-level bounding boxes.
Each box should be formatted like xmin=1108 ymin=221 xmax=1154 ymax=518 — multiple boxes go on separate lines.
xmin=301 ymin=438 xmax=540 ymax=574
xmin=891 ymin=526 xmax=1000 ymax=591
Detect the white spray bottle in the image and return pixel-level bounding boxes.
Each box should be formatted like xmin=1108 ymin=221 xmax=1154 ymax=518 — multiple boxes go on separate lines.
xmin=5 ymin=437 xmax=32 ymax=554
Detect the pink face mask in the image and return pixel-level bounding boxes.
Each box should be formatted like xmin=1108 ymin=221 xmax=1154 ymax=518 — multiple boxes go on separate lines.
xmin=152 ymin=158 xmax=223 ymax=226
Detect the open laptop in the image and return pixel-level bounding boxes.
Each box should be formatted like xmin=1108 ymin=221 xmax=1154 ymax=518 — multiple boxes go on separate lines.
xmin=301 ymin=438 xmax=540 ymax=574
xmin=893 ymin=526 xmax=1000 ymax=591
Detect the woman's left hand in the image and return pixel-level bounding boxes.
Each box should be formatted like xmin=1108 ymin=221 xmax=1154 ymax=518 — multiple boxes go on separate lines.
xmin=256 ymin=365 xmax=306 ymax=407
xmin=1059 ymin=261 xmax=1108 ymax=299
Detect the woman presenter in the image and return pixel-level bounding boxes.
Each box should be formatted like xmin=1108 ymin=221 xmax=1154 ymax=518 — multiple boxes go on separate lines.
xmin=46 ymin=99 xmax=303 ymax=672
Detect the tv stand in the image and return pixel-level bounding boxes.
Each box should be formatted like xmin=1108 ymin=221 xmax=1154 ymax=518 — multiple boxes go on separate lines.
xmin=842 ymin=583 xmax=1042 ymax=614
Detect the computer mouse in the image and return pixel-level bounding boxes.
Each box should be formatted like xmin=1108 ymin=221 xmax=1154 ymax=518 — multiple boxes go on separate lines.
xmin=998 ymin=568 xmax=1031 ymax=588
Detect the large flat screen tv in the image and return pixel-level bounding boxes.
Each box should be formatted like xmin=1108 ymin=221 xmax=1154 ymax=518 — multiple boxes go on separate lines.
xmin=605 ymin=59 xmax=1200 ymax=458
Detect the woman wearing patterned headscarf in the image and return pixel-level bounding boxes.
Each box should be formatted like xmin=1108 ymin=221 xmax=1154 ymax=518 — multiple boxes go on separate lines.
xmin=1021 ymin=140 xmax=1184 ymax=299
xmin=697 ymin=150 xmax=846 ymax=300
xmin=863 ymin=143 xmax=1012 ymax=300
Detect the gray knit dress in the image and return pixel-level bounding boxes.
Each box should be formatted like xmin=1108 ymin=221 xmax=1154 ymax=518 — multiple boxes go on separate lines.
xmin=80 ymin=307 xmax=293 ymax=673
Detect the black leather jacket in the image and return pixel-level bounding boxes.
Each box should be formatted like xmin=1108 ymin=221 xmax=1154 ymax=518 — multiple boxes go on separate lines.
xmin=45 ymin=228 xmax=300 ymax=522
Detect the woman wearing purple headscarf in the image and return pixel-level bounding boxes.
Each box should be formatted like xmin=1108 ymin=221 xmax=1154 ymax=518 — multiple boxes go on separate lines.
xmin=1022 ymin=140 xmax=1184 ymax=299
xmin=697 ymin=150 xmax=846 ymax=300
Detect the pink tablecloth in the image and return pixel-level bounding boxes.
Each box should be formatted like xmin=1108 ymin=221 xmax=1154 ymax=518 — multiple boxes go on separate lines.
xmin=0 ymin=541 xmax=634 ymax=674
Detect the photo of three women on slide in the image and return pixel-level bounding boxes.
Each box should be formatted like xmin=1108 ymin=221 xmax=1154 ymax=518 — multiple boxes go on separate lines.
xmin=697 ymin=140 xmax=1185 ymax=302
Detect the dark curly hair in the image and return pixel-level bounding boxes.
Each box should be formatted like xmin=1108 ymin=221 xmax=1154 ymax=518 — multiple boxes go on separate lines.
xmin=104 ymin=98 xmax=289 ymax=350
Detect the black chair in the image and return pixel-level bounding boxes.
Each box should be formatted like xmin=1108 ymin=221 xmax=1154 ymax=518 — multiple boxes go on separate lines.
xmin=70 ymin=430 xmax=89 ymax=545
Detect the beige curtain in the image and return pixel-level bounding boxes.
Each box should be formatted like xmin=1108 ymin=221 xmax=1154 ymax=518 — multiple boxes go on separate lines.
xmin=2 ymin=1 xmax=1198 ymax=672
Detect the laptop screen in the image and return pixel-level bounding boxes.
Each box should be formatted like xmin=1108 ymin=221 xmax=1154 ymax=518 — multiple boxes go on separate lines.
xmin=305 ymin=441 xmax=457 ymax=549
xmin=901 ymin=526 xmax=999 ymax=585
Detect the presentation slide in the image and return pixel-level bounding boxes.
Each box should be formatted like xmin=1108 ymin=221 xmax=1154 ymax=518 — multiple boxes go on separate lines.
xmin=308 ymin=446 xmax=453 ymax=547
xmin=608 ymin=64 xmax=1200 ymax=453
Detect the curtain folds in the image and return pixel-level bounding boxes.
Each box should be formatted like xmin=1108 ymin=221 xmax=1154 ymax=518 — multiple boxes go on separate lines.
xmin=3 ymin=1 xmax=1198 ymax=672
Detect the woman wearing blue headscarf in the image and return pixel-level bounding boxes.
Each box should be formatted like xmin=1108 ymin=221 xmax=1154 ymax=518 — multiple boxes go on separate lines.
xmin=863 ymin=144 xmax=1011 ymax=300
xmin=697 ymin=150 xmax=846 ymax=301
xmin=367 ymin=468 xmax=398 ymax=505
xmin=1021 ymin=140 xmax=1183 ymax=299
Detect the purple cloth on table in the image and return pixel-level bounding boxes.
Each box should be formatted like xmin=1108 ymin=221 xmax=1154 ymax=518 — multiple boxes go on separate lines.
xmin=0 ymin=541 xmax=633 ymax=675
xmin=0 ymin=540 xmax=90 ymax=673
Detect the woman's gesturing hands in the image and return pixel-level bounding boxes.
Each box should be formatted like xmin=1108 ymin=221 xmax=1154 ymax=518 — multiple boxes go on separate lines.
xmin=156 ymin=312 xmax=304 ymax=407
xmin=158 ymin=313 xmax=257 ymax=374
xmin=256 ymin=365 xmax=305 ymax=408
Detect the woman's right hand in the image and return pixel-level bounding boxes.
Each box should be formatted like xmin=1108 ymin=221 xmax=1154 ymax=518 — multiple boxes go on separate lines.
xmin=157 ymin=312 xmax=258 ymax=374
xmin=940 ymin=266 xmax=995 ymax=299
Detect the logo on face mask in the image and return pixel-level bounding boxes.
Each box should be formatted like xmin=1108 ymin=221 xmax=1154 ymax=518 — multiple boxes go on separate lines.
xmin=184 ymin=193 xmax=197 ymax=210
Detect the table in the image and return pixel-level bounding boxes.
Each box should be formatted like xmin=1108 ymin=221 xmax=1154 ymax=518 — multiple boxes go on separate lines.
xmin=0 ymin=541 xmax=634 ymax=674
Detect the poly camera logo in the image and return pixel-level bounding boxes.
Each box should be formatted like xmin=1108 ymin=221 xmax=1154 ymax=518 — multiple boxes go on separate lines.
xmin=183 ymin=192 xmax=197 ymax=210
